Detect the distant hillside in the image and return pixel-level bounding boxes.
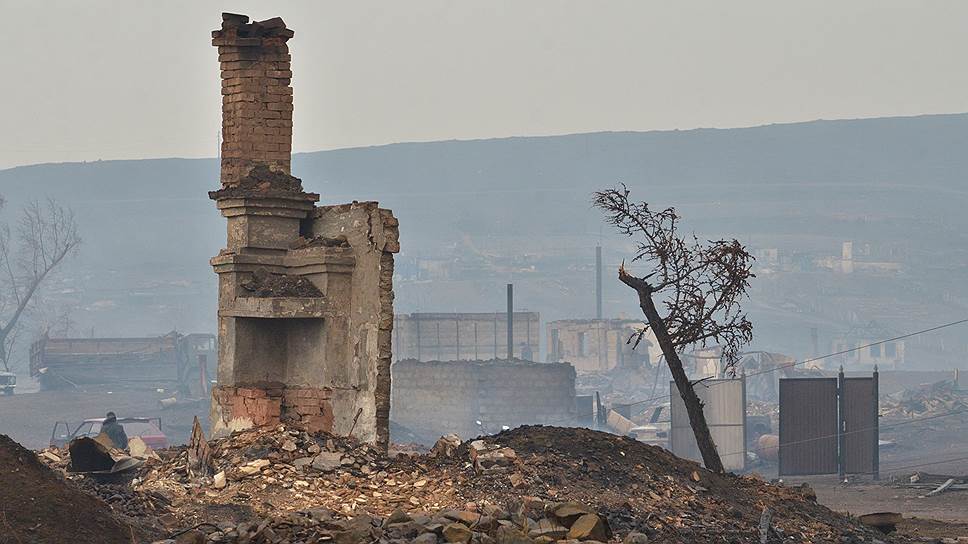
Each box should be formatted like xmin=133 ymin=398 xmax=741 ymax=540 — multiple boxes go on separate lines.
xmin=0 ymin=113 xmax=966 ymax=364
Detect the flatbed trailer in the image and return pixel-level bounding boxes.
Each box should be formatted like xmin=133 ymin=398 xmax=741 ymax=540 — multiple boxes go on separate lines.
xmin=29 ymin=332 xmax=216 ymax=394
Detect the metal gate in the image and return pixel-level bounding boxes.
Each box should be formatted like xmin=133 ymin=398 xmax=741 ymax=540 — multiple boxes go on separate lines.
xmin=843 ymin=376 xmax=878 ymax=475
xmin=778 ymin=378 xmax=839 ymax=476
xmin=670 ymin=378 xmax=747 ymax=471
xmin=779 ymin=370 xmax=879 ymax=477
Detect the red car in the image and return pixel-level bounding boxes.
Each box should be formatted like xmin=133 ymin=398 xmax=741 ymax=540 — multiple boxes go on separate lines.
xmin=50 ymin=417 xmax=168 ymax=449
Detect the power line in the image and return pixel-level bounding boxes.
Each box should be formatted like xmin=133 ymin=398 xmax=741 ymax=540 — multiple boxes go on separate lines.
xmin=718 ymin=406 xmax=968 ymax=460
xmin=626 ymin=317 xmax=968 ymax=410
xmin=538 ymin=317 xmax=968 ymax=425
xmin=879 ymin=454 xmax=968 ymax=474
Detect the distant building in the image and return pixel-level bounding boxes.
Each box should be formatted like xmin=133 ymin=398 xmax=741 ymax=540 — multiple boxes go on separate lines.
xmin=832 ymin=322 xmax=905 ymax=369
xmin=393 ymin=312 xmax=540 ymax=362
xmin=546 ymin=319 xmax=661 ymax=373
xmin=816 ymin=240 xmax=902 ymax=274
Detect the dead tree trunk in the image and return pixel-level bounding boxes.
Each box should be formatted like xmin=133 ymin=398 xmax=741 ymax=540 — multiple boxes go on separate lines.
xmin=595 ymin=187 xmax=753 ymax=474
xmin=621 ymin=268 xmax=726 ymax=473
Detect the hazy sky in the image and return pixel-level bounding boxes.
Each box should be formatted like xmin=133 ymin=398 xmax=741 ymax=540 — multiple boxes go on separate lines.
xmin=1 ymin=1 xmax=967 ymax=169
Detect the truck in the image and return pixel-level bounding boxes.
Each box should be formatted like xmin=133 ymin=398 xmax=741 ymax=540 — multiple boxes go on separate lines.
xmin=29 ymin=332 xmax=216 ymax=394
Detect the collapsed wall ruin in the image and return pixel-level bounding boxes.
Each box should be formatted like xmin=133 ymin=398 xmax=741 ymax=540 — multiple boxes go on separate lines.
xmin=391 ymin=359 xmax=577 ymax=442
xmin=208 ymin=13 xmax=399 ymax=450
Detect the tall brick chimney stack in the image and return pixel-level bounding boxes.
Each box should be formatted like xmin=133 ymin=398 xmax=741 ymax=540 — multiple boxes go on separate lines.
xmin=208 ymin=13 xmax=399 ymax=451
xmin=213 ymin=13 xmax=295 ymax=187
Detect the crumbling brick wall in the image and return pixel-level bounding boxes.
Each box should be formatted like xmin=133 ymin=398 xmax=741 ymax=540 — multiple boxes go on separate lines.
xmin=208 ymin=13 xmax=399 ymax=450
xmin=390 ymin=359 xmax=576 ymax=442
xmin=214 ymin=13 xmax=294 ymax=187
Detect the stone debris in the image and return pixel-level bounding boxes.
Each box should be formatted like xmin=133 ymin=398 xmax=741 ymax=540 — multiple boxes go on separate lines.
xmin=430 ymin=434 xmax=462 ymax=458
xmin=469 ymin=439 xmax=519 ymax=474
xmin=144 ymin=501 xmax=617 ymax=544
xmin=881 ymin=379 xmax=968 ymax=419
xmin=30 ymin=424 xmax=922 ymax=543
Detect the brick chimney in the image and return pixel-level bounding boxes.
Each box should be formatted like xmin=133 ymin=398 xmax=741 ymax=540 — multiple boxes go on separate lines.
xmin=213 ymin=13 xmax=295 ymax=187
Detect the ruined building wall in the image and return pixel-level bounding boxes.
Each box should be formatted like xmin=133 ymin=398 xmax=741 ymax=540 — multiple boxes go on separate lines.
xmin=392 ymin=312 xmax=541 ymax=362
xmin=547 ymin=319 xmax=661 ymax=373
xmin=390 ymin=360 xmax=576 ymax=442
xmin=208 ymin=13 xmax=398 ymax=450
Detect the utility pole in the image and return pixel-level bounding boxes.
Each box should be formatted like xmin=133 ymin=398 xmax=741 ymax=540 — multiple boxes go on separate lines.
xmin=507 ymin=283 xmax=514 ymax=360
xmin=596 ymin=246 xmax=603 ymax=320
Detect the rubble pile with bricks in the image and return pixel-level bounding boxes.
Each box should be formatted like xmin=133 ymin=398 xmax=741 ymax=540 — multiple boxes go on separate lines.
xmin=32 ymin=423 xmax=900 ymax=543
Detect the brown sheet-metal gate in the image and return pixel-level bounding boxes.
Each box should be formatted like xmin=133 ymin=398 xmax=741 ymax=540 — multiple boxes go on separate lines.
xmin=779 ymin=378 xmax=838 ymax=476
xmin=778 ymin=369 xmax=879 ymax=478
xmin=843 ymin=376 xmax=878 ymax=475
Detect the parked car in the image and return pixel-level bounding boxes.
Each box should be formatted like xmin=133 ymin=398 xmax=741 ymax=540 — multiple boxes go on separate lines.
xmin=50 ymin=417 xmax=168 ymax=449
xmin=0 ymin=372 xmax=15 ymax=395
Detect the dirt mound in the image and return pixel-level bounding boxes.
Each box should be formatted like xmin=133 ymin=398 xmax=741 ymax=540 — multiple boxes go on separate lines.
xmin=448 ymin=426 xmax=894 ymax=542
xmin=33 ymin=424 xmax=918 ymax=542
xmin=0 ymin=434 xmax=137 ymax=544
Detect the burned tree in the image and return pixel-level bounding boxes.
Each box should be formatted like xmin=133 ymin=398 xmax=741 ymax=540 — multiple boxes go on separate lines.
xmin=594 ymin=186 xmax=753 ymax=473
xmin=0 ymin=198 xmax=81 ymax=371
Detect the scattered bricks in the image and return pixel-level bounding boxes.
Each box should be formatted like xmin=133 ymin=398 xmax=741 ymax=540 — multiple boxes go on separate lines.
xmin=302 ymin=411 xmax=334 ymax=434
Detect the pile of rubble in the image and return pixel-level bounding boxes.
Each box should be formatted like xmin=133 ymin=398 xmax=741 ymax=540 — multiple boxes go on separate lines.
xmin=27 ymin=424 xmax=929 ymax=543
xmin=881 ymin=380 xmax=968 ymax=419
xmin=156 ymin=502 xmax=625 ymax=544
xmin=0 ymin=434 xmax=141 ymax=544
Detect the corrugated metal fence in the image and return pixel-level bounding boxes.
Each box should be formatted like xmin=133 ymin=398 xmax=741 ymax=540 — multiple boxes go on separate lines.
xmin=670 ymin=378 xmax=747 ymax=471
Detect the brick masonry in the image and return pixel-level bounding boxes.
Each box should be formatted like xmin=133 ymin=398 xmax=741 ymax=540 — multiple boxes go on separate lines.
xmin=208 ymin=14 xmax=399 ymax=450
xmin=211 ymin=384 xmax=335 ymax=434
xmin=213 ymin=13 xmax=295 ymax=187
xmin=390 ymin=359 xmax=577 ymax=442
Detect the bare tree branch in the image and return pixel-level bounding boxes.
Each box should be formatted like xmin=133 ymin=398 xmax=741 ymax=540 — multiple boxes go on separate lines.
xmin=0 ymin=197 xmax=80 ymax=371
xmin=595 ymin=186 xmax=754 ymax=473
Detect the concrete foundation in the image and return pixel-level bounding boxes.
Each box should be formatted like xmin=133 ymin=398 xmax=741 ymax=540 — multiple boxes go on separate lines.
xmin=208 ymin=13 xmax=399 ymax=450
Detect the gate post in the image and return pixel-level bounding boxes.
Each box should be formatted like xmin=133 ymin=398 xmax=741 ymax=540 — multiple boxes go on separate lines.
xmin=873 ymin=365 xmax=880 ymax=480
xmin=741 ymin=370 xmax=748 ymax=471
xmin=837 ymin=366 xmax=846 ymax=480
